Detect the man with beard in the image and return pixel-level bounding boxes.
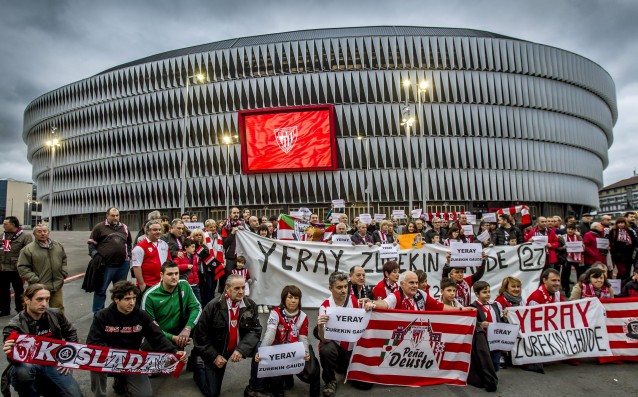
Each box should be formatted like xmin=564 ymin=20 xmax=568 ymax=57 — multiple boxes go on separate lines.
xmin=0 ymin=216 xmax=32 ymax=316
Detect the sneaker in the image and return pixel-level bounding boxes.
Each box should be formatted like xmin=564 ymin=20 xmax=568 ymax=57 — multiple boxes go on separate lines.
xmin=244 ymin=385 xmax=273 ymax=397
xmin=263 ymin=305 xmax=270 ymax=313
xmin=258 ymin=306 xmax=264 ymax=314
xmin=323 ymin=380 xmax=337 ymax=397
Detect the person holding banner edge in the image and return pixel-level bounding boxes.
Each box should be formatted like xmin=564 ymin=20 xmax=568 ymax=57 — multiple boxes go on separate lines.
xmin=366 ymin=271 xmax=475 ymax=312
xmin=87 ymin=281 xmax=186 ymax=397
xmin=253 ymin=285 xmax=320 ymax=397
xmin=2 ymin=284 xmax=83 ymax=397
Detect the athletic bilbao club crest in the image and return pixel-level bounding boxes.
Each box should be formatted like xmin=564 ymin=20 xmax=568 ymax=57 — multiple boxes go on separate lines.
xmin=623 ymin=318 xmax=638 ymax=341
xmin=274 ymin=126 xmax=298 ymax=153
xmin=378 ymin=318 xmax=445 ymax=370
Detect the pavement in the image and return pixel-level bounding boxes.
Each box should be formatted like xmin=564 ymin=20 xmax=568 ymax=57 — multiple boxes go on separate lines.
xmin=1 ymin=231 xmax=637 ymax=396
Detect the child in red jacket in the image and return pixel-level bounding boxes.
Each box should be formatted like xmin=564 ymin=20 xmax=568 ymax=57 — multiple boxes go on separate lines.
xmin=175 ymin=239 xmax=201 ymax=302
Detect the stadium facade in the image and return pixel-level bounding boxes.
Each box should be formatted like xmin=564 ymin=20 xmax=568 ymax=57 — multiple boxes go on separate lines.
xmin=23 ymin=26 xmax=616 ymax=230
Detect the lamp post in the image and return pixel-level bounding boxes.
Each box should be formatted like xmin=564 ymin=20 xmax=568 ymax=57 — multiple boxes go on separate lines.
xmin=46 ymin=126 xmax=61 ymax=227
xmin=357 ymin=135 xmax=371 ymax=214
xmin=417 ymin=80 xmax=429 ymax=213
xmin=33 ymin=201 xmax=41 ymax=225
xmin=402 ymin=79 xmax=415 ymax=212
xmin=26 ymin=193 xmax=31 ymax=228
xmin=402 ymin=78 xmax=429 ymax=214
xmin=180 ymin=72 xmax=206 ymax=215
xmin=223 ymin=134 xmax=239 ymax=214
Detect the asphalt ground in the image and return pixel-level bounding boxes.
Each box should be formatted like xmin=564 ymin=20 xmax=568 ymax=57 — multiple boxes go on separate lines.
xmin=1 ymin=231 xmax=637 ymax=396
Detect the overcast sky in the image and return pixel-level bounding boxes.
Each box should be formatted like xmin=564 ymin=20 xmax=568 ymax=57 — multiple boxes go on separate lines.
xmin=1 ymin=0 xmax=636 ymax=191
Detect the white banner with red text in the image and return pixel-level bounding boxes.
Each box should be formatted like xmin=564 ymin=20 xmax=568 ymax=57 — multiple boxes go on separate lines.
xmin=599 ymin=297 xmax=638 ymax=363
xmin=235 ymin=231 xmax=545 ymax=307
xmin=345 ymin=309 xmax=476 ymax=387
xmin=506 ymin=298 xmax=612 ymax=364
xmin=6 ymin=332 xmax=184 ymax=377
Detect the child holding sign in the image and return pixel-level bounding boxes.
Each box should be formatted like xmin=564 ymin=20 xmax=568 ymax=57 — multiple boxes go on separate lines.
xmin=470 ymin=281 xmax=504 ymax=372
xmin=442 ymin=252 xmax=487 ymax=306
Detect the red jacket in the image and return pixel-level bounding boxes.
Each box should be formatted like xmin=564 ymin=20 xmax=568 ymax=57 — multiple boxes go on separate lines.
xmin=582 ymin=230 xmax=607 ymax=265
xmin=524 ymin=227 xmax=559 ymax=264
xmin=174 ymin=253 xmax=200 ymax=285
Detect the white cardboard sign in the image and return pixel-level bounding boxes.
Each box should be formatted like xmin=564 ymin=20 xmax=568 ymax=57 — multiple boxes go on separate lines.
xmin=487 ymin=322 xmax=520 ymax=352
xmin=332 ymin=199 xmax=346 ymax=209
xmin=566 ymin=241 xmax=584 ymax=253
xmin=449 ymin=242 xmax=483 ymax=267
xmin=257 ymin=342 xmax=306 ymax=378
xmin=324 ymin=307 xmax=370 ymax=343
xmin=392 ymin=210 xmax=406 ymax=220
xmin=379 ymin=243 xmax=399 ymax=259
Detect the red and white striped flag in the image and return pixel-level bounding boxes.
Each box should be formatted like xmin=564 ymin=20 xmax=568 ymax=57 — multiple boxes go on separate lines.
xmin=346 ymin=309 xmax=476 ymax=387
xmin=600 ymin=297 xmax=638 ymax=363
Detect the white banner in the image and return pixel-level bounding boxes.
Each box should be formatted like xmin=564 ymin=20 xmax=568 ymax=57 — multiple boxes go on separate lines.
xmin=235 ymin=232 xmax=546 ymax=307
xmin=566 ymin=241 xmax=583 ymax=253
xmin=483 ymin=213 xmax=497 ymax=223
xmin=449 ymin=243 xmax=483 ymax=267
xmin=596 ymin=238 xmax=609 ymax=250
xmin=359 ymin=214 xmax=372 ymax=225
xmin=487 ymin=322 xmax=520 ymax=352
xmin=257 ymin=342 xmax=305 ymax=378
xmin=331 ymin=213 xmax=343 ymax=224
xmin=331 ymin=234 xmax=352 ymax=245
xmin=184 ymin=222 xmax=205 ymax=231
xmin=461 ymin=224 xmax=474 ymax=236
xmin=506 ymin=298 xmax=612 ymax=364
xmin=374 ymin=214 xmax=387 ymax=223
xmin=411 ymin=209 xmax=422 ymax=219
xmin=476 ymin=230 xmax=491 ymax=243
xmin=379 ymin=243 xmax=399 ymax=259
xmin=324 ymin=307 xmax=370 ymax=342
xmin=532 ymin=235 xmax=548 ymax=247
xmin=392 ymin=210 xmax=406 ymax=220
xmin=332 ymin=199 xmax=345 ymax=209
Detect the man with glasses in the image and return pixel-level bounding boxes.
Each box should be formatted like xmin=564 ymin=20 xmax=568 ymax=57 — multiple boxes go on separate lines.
xmin=132 ymin=220 xmax=171 ymax=293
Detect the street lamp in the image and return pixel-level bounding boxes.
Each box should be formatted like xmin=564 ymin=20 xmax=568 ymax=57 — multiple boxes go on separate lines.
xmin=180 ymin=72 xmax=206 ymax=215
xmin=223 ymin=134 xmax=239 ymax=214
xmin=417 ymin=80 xmax=429 ymax=213
xmin=46 ymin=126 xmax=61 ymax=227
xmin=357 ymin=135 xmax=371 ymax=214
xmin=401 ymin=79 xmax=415 ymax=212
xmin=26 ymin=193 xmax=31 ymax=228
xmin=402 ymin=78 xmax=429 ymax=214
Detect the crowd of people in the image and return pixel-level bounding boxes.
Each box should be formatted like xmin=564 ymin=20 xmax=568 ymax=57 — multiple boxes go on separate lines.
xmin=1 ymin=206 xmax=638 ymax=397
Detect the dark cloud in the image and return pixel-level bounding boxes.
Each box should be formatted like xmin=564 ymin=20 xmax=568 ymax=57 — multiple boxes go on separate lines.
xmin=1 ymin=0 xmax=636 ymax=189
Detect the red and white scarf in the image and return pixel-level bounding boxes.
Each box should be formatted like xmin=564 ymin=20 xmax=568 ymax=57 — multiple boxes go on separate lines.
xmin=565 ymin=234 xmax=583 ymax=263
xmin=226 ymin=295 xmax=241 ymax=353
xmin=456 ymin=279 xmax=471 ymax=307
xmin=2 ymin=228 xmax=23 ymax=252
xmin=581 ymin=282 xmax=611 ymax=299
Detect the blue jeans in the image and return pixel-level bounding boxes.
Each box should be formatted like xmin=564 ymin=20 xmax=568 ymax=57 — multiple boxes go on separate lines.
xmin=10 ymin=363 xmax=83 ymax=397
xmin=92 ymin=261 xmax=130 ymax=313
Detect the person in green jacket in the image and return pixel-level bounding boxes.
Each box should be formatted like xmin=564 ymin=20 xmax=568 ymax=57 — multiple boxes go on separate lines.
xmin=141 ymin=260 xmax=202 ymax=348
xmin=17 ymin=224 xmax=68 ymax=312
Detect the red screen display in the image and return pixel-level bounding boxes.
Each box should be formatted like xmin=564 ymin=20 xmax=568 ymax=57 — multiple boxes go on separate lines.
xmin=239 ymin=105 xmax=337 ymax=173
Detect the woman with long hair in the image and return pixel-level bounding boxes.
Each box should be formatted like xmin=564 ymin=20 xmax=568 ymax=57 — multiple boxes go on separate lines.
xmin=569 ymin=267 xmax=614 ymax=300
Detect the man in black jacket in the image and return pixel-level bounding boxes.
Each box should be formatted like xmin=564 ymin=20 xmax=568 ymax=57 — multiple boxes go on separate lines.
xmin=161 ymin=219 xmax=186 ymax=260
xmin=492 ymin=215 xmax=524 ymax=246
xmin=87 ymin=281 xmax=186 ymax=397
xmin=2 ymin=284 xmax=83 ymax=397
xmin=88 ymin=207 xmax=133 ymax=314
xmin=193 ymin=274 xmax=270 ymax=397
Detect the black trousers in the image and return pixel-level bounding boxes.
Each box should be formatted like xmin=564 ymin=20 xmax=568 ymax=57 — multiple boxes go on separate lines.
xmin=0 ymin=271 xmax=23 ymax=314
xmin=318 ymin=341 xmax=372 ymax=390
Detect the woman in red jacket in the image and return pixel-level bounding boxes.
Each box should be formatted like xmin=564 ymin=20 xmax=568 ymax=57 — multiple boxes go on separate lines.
xmin=609 ymin=217 xmax=638 ymax=285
